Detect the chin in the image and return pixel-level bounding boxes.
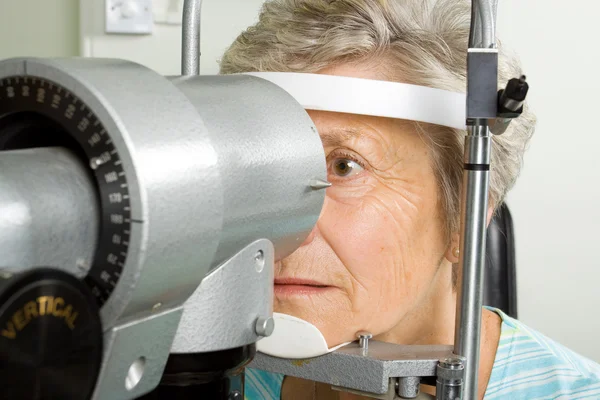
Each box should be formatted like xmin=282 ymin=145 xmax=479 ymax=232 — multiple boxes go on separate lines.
xmin=273 ymin=293 xmax=354 ymax=347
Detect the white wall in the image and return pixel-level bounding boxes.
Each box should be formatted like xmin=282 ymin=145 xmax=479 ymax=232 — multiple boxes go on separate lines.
xmin=2 ymin=0 xmax=598 ymax=362
xmin=80 ymin=0 xmax=264 ymax=75
xmin=497 ymin=0 xmax=600 ymax=362
xmin=0 ymin=0 xmax=80 ymax=58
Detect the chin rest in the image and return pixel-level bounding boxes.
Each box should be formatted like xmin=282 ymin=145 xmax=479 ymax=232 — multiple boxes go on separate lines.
xmin=484 ymin=202 xmax=518 ymax=318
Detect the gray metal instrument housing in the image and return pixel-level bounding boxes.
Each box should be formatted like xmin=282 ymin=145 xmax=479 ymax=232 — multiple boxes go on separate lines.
xmin=0 ymin=57 xmax=326 ymax=399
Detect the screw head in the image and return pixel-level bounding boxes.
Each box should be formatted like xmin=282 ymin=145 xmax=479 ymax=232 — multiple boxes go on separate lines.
xmin=440 ymin=356 xmax=465 ymax=369
xmin=357 ymin=331 xmax=373 ymax=351
xmin=255 ymin=250 xmax=265 ymax=272
xmin=357 ymin=331 xmax=373 ymax=340
xmin=76 ymin=258 xmax=88 ymax=271
xmin=89 ymin=157 xmax=101 ymax=170
xmin=228 ymin=391 xmax=242 ymax=400
xmin=255 ymin=316 xmax=275 ymax=337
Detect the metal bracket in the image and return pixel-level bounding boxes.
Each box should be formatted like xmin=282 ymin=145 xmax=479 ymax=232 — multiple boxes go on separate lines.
xmin=249 ymin=341 xmax=453 ymax=395
xmin=333 ymin=378 xmax=432 ymax=400
xmin=170 ymin=239 xmax=274 ymax=353
xmin=331 ymin=376 xmax=435 ymax=399
xmin=332 ymin=379 xmax=397 ymax=400
xmin=91 ymin=307 xmax=184 ymax=400
xmin=466 ymin=49 xmax=498 ymax=120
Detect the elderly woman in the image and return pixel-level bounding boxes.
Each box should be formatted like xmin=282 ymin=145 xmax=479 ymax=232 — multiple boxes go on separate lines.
xmin=219 ymin=0 xmax=600 ymax=399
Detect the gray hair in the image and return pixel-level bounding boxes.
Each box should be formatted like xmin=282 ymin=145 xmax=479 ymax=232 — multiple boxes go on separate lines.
xmin=220 ymin=0 xmax=536 ymax=243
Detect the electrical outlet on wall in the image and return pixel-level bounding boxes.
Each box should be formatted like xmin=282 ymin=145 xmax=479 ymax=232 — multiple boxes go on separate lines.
xmin=153 ymin=0 xmax=184 ymax=25
xmin=105 ymin=0 xmax=154 ymax=34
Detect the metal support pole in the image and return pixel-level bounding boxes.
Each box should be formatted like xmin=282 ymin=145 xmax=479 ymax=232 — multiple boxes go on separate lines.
xmin=453 ymin=1 xmax=498 ymax=399
xmin=182 ymin=0 xmax=203 ymax=75
xmin=453 ymin=123 xmax=492 ymax=400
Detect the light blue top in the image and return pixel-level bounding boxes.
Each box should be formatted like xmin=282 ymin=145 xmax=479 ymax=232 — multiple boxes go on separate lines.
xmin=245 ymin=307 xmax=600 ymax=399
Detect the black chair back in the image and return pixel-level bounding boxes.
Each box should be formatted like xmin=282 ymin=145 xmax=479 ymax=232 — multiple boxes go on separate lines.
xmin=483 ymin=203 xmax=518 ymax=318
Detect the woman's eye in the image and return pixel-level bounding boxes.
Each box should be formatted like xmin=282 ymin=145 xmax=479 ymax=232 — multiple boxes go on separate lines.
xmin=332 ymin=158 xmax=364 ymax=177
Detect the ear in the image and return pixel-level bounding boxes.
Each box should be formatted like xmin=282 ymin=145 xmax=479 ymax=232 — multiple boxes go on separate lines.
xmin=445 ymin=203 xmax=496 ymax=264
xmin=444 ymin=232 xmax=461 ymax=264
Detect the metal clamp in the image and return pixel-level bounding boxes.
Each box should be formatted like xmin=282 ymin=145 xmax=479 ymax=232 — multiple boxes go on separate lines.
xmin=436 ymin=357 xmax=465 ymax=400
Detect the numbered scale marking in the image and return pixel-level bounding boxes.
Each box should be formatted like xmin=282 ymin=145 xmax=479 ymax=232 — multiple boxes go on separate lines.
xmin=0 ymin=76 xmax=131 ymax=306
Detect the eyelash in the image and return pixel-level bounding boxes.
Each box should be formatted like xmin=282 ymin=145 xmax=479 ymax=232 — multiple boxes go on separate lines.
xmin=329 ymin=150 xmax=366 ymax=169
xmin=326 ymin=149 xmax=368 ymax=181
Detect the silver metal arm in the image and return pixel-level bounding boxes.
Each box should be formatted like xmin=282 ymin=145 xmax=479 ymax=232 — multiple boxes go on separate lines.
xmin=454 ymin=1 xmax=499 ymax=398
xmin=469 ymin=0 xmax=498 ymax=48
xmin=182 ymin=0 xmax=203 ymax=75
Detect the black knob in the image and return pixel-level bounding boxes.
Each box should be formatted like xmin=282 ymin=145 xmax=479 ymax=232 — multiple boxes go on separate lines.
xmin=497 ymin=75 xmax=529 ymax=116
xmin=0 ymin=268 xmax=103 ymax=400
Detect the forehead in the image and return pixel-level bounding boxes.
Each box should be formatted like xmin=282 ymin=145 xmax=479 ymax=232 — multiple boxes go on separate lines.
xmin=307 ymin=110 xmax=434 ymax=183
xmin=307 ymin=109 xmax=418 ymax=149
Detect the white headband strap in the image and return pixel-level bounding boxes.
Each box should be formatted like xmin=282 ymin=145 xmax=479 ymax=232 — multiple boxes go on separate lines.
xmin=243 ymin=72 xmax=467 ymax=130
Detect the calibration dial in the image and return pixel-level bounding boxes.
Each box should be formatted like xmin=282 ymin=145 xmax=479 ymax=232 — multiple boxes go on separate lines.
xmin=0 ymin=76 xmax=131 ymax=306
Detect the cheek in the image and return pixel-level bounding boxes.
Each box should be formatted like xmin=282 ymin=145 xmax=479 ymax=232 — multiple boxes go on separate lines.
xmin=319 ymin=190 xmax=442 ymax=330
xmin=320 ymin=195 xmax=420 ymax=300
xmin=323 ymin=200 xmax=397 ymax=278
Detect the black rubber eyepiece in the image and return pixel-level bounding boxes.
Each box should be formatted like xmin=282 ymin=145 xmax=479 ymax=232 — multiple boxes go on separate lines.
xmin=0 ymin=268 xmax=103 ymax=400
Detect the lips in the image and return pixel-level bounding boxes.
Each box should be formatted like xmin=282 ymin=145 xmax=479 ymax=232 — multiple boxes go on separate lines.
xmin=274 ymin=278 xmax=328 ymax=287
xmin=274 ymin=278 xmax=334 ymax=297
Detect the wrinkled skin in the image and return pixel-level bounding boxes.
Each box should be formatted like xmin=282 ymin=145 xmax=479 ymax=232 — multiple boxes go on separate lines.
xmin=274 ymin=63 xmax=457 ymax=348
xmin=275 ymin=64 xmax=500 ymax=399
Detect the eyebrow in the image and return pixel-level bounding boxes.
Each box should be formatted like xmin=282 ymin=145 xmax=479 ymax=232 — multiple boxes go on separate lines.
xmin=319 ymin=127 xmax=365 ymax=147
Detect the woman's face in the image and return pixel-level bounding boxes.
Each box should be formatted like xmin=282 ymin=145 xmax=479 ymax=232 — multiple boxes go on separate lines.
xmin=273 ymin=65 xmax=453 ymax=347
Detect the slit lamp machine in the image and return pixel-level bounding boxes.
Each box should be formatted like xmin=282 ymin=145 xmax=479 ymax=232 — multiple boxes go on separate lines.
xmin=0 ymin=0 xmax=528 ymax=399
